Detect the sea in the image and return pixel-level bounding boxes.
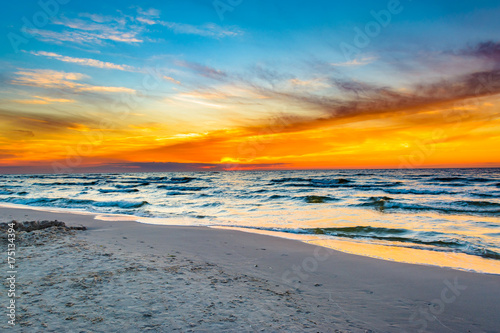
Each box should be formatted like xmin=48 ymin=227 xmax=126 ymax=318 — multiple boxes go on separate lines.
xmin=1 ymin=168 xmax=499 ymax=274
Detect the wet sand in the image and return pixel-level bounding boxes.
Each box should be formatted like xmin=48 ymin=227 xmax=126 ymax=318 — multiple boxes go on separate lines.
xmin=1 ymin=206 xmax=499 ymax=332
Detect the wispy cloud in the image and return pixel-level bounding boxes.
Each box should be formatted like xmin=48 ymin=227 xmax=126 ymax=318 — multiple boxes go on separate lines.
xmin=27 ymin=12 xmax=143 ymax=46
xmin=163 ymin=76 xmax=181 ymax=84
xmin=172 ymin=94 xmax=227 ymax=109
xmin=289 ymin=78 xmax=329 ymax=89
xmin=26 ymin=7 xmax=240 ymax=48
xmin=0 ymin=107 xmax=102 ymax=133
xmin=460 ymin=41 xmax=500 ymax=63
xmin=79 ymin=86 xmax=136 ymax=93
xmin=136 ymin=7 xmax=161 ymax=17
xmin=174 ymin=41 xmax=500 ymax=135
xmin=159 ymin=22 xmax=242 ymax=38
xmin=176 ymin=61 xmax=228 ymax=80
xmin=133 ymin=6 xmax=242 ymax=38
xmin=331 ymin=56 xmax=377 ymax=67
xmin=11 ymin=96 xmax=75 ymax=105
xmin=29 ymin=51 xmax=136 ymax=72
xmin=11 ymin=69 xmax=136 ymax=94
xmin=26 ymin=27 xmax=142 ymax=45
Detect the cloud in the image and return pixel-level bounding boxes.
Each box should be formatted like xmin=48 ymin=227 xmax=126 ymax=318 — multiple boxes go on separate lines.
xmin=331 ymin=56 xmax=377 ymax=67
xmin=460 ymin=41 xmax=500 ymax=64
xmin=228 ymin=42 xmax=500 ymax=129
xmin=9 ymin=130 xmax=35 ymax=137
xmin=26 ymin=13 xmax=144 ymax=46
xmin=164 ymin=42 xmax=500 ymax=138
xmin=78 ymin=13 xmax=117 ymax=24
xmin=79 ymin=86 xmax=135 ymax=93
xmin=0 ymin=152 xmax=17 ymax=160
xmin=136 ymin=7 xmax=161 ymax=18
xmin=159 ymin=22 xmax=242 ymax=38
xmin=11 ymin=69 xmax=136 ymax=94
xmin=264 ymin=70 xmax=500 ymax=123
xmin=176 ymin=61 xmax=228 ymax=80
xmin=26 ymin=28 xmax=142 ymax=45
xmin=11 ymin=96 xmax=75 ymax=105
xmin=172 ymin=95 xmax=227 ymax=109
xmin=26 ymin=7 xmax=240 ymax=49
xmin=0 ymin=107 xmax=101 ymax=133
xmin=132 ymin=6 xmax=241 ymax=39
xmin=30 ymin=51 xmax=136 ymax=72
xmin=289 ymin=78 xmax=329 ymax=90
xmin=0 ymin=161 xmax=289 ymax=174
xmin=11 ymin=69 xmax=87 ymax=89
xmin=137 ymin=17 xmax=156 ymax=25
xmin=163 ymin=76 xmax=181 ymax=84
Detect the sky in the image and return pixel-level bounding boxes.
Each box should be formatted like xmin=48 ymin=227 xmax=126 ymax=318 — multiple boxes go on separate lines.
xmin=1 ymin=0 xmax=500 ymax=173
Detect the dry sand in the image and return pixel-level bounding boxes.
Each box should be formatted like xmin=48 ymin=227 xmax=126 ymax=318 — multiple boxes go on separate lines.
xmin=1 ymin=206 xmax=499 ymax=332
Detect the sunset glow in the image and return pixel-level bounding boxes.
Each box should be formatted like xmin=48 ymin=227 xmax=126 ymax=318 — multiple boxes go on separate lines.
xmin=1 ymin=0 xmax=500 ymax=173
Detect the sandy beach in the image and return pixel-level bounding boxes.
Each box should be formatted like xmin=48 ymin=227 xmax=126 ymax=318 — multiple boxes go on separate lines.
xmin=1 ymin=206 xmax=499 ymax=332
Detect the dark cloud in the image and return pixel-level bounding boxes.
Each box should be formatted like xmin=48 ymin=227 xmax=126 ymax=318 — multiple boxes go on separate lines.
xmin=293 ymin=69 xmax=499 ymax=119
xmin=170 ymin=41 xmax=500 ymax=132
xmin=241 ymin=41 xmax=500 ymax=126
xmin=461 ymin=41 xmax=500 ymax=63
xmin=9 ymin=130 xmax=35 ymax=137
xmin=0 ymin=162 xmax=289 ymax=174
xmin=0 ymin=153 xmax=16 ymax=160
xmin=176 ymin=60 xmax=228 ymax=80
xmin=0 ymin=108 xmax=103 ymax=133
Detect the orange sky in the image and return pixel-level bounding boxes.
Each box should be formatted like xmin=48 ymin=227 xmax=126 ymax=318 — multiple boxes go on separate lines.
xmin=1 ymin=90 xmax=499 ymax=173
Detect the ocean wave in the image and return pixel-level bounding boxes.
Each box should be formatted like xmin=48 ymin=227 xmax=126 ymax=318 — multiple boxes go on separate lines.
xmin=269 ymin=194 xmax=288 ymax=200
xmin=270 ymin=177 xmax=311 ymax=183
xmin=454 ymin=200 xmax=500 ymax=208
xmin=92 ymin=200 xmax=149 ymax=209
xmin=269 ymin=178 xmax=353 ymax=188
xmin=250 ymin=189 xmax=268 ymax=193
xmin=98 ymin=188 xmax=139 ymax=193
xmin=142 ymin=176 xmax=169 ymax=182
xmin=470 ymin=192 xmax=499 ymax=198
xmin=256 ymin=226 xmax=500 ymax=260
xmin=306 ymin=225 xmax=409 ymax=236
xmin=271 ymin=178 xmax=407 ymax=190
xmin=312 ymin=178 xmax=351 ymax=185
xmin=383 ymin=188 xmax=453 ymax=195
xmin=1 ymin=197 xmax=148 ymax=209
xmin=169 ymin=177 xmax=196 ymax=183
xmin=115 ymin=183 xmax=150 ymax=189
xmin=302 ymin=195 xmax=338 ymax=203
xmin=110 ymin=180 xmax=148 ymax=184
xmin=357 ymin=196 xmax=394 ymax=212
xmin=428 ymin=176 xmax=495 ymax=185
xmin=467 ymin=177 xmax=496 ymax=183
xmin=33 ymin=181 xmax=99 ymax=186
xmin=430 ymin=177 xmax=468 ymax=182
xmin=157 ymin=185 xmax=207 ymax=191
xmin=357 ymin=197 xmax=500 ymax=215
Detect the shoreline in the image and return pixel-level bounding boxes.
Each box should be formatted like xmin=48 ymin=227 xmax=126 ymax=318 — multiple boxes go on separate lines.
xmin=2 ymin=203 xmax=499 ymax=275
xmin=1 ymin=205 xmax=500 ymax=331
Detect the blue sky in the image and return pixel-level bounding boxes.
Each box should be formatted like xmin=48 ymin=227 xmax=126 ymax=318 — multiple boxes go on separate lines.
xmin=4 ymin=0 xmax=499 ymax=77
